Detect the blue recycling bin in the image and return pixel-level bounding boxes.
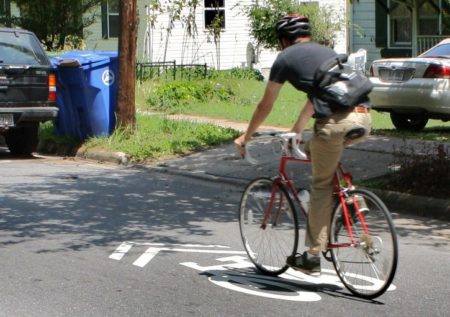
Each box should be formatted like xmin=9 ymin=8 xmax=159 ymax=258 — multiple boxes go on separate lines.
xmin=53 ymin=50 xmax=119 ymax=140
xmin=51 ymin=57 xmax=83 ymax=139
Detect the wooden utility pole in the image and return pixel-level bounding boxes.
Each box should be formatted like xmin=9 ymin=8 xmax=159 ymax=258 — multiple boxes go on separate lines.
xmin=116 ymin=0 xmax=137 ymax=130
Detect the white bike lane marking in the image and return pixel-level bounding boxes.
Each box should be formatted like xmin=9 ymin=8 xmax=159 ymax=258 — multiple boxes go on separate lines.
xmin=181 ymin=255 xmax=323 ymax=302
xmin=109 ymin=241 xmax=246 ymax=267
xmin=109 ymin=242 xmax=396 ymax=301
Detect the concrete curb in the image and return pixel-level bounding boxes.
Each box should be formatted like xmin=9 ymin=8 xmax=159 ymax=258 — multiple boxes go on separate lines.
xmin=77 ymin=148 xmax=449 ymax=222
xmin=153 ymin=165 xmax=450 ymax=222
xmin=139 ymin=163 xmax=250 ymax=187
xmin=75 ymin=148 xmax=129 ymax=165
xmin=370 ymin=188 xmax=450 ymax=221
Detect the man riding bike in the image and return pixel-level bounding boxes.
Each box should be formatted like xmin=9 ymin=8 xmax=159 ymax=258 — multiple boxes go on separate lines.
xmin=235 ymin=14 xmax=372 ymax=275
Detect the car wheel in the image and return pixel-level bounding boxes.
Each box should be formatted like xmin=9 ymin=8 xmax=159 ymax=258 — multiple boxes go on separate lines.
xmin=390 ymin=113 xmax=428 ymax=131
xmin=5 ymin=124 xmax=39 ymax=156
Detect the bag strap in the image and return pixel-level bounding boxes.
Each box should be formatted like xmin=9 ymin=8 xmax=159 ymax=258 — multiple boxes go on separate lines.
xmin=314 ymin=54 xmax=349 ymax=88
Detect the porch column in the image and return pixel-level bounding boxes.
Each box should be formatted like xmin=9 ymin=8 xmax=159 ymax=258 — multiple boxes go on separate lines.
xmin=412 ymin=0 xmax=418 ymax=56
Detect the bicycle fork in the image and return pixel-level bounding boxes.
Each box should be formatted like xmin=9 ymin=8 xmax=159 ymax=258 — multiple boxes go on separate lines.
xmin=337 ymin=191 xmax=372 ymax=251
xmin=260 ymin=181 xmax=285 ymax=229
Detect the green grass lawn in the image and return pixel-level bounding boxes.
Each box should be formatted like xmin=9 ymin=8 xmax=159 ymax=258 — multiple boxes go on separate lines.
xmin=111 ymin=114 xmax=238 ymax=161
xmin=136 ymin=78 xmax=450 ymax=141
xmin=39 ymin=114 xmax=240 ymax=162
xmin=39 ymin=75 xmax=448 ymax=197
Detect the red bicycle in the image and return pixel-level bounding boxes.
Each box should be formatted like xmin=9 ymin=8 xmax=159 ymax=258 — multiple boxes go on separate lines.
xmin=238 ymin=132 xmax=398 ymax=299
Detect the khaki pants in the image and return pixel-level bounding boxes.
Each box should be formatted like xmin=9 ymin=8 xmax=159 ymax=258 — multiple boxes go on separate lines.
xmin=305 ymin=111 xmax=372 ymax=252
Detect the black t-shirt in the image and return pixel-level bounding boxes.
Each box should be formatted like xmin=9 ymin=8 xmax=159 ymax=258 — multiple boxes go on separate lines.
xmin=269 ymin=42 xmax=337 ymax=100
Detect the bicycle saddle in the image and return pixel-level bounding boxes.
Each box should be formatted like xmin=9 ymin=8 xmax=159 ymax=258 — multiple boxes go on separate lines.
xmin=344 ymin=127 xmax=366 ymax=141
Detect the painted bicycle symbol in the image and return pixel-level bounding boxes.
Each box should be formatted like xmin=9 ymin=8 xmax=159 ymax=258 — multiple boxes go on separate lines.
xmin=109 ymin=242 xmax=396 ymax=302
xmin=181 ymin=255 xmax=325 ymax=301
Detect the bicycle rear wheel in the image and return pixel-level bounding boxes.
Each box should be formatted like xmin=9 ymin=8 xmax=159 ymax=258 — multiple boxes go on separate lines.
xmin=329 ymin=189 xmax=398 ymax=299
xmin=239 ymin=178 xmax=298 ymax=276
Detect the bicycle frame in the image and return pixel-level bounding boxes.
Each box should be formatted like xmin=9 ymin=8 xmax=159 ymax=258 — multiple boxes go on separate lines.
xmin=261 ymin=156 xmax=308 ymax=229
xmin=263 ymin=154 xmax=369 ymax=250
xmin=241 ymin=133 xmax=398 ymax=299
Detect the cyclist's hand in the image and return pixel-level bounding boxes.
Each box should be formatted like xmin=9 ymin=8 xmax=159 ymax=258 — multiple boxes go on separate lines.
xmin=234 ymin=136 xmax=246 ymax=159
xmin=288 ymin=133 xmax=302 ymax=149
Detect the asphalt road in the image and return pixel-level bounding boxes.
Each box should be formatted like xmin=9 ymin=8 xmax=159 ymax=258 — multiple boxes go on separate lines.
xmin=0 ymin=152 xmax=449 ymax=316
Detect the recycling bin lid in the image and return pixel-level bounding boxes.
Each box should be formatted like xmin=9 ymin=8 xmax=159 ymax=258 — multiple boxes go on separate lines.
xmin=57 ymin=59 xmax=82 ymax=68
xmin=49 ymin=57 xmax=60 ymax=69
xmin=55 ymin=50 xmax=114 ymax=68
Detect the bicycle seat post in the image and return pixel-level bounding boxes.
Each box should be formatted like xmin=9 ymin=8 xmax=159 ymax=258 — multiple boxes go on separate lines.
xmin=335 ymin=163 xmax=353 ymax=190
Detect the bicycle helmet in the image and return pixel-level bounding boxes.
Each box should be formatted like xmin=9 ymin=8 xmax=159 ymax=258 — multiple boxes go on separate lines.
xmin=275 ymin=14 xmax=311 ymax=39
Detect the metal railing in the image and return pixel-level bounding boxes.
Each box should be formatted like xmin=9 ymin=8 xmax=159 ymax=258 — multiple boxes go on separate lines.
xmin=137 ymin=61 xmax=208 ymax=82
xmin=417 ymin=35 xmax=448 ymax=54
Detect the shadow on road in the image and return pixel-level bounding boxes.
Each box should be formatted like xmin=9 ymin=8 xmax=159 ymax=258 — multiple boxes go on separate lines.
xmin=0 ymin=161 xmax=240 ymax=253
xmin=0 ymin=147 xmax=447 ymax=255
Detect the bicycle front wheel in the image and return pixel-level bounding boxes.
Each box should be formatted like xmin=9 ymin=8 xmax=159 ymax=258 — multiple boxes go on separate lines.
xmin=329 ymin=189 xmax=398 ymax=299
xmin=239 ymin=178 xmax=298 ymax=276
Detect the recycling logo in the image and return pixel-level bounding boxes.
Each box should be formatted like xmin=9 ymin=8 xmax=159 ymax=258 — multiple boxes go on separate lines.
xmin=102 ymin=69 xmax=115 ymax=86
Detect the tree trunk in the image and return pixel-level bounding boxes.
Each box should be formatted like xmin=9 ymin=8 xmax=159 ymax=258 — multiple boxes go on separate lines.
xmin=116 ymin=0 xmax=137 ymax=130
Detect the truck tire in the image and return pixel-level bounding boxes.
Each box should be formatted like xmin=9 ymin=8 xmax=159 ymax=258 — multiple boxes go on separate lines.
xmin=5 ymin=124 xmax=39 ymax=156
xmin=390 ymin=113 xmax=428 ymax=131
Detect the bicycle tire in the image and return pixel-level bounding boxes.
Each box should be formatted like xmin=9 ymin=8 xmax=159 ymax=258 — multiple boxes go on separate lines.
xmin=239 ymin=178 xmax=299 ymax=276
xmin=329 ymin=189 xmax=398 ymax=299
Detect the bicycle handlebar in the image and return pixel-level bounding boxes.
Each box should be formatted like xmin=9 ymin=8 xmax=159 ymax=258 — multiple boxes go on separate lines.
xmin=244 ymin=131 xmax=308 ymax=165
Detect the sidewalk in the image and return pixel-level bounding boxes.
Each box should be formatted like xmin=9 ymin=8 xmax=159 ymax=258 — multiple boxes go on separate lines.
xmin=78 ymin=114 xmax=450 ymax=221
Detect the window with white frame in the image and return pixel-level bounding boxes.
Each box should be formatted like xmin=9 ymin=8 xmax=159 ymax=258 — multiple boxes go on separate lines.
xmin=204 ymin=0 xmax=225 ymax=29
xmin=418 ymin=0 xmax=450 ymax=35
xmin=443 ymin=0 xmax=450 ymax=34
xmin=388 ymin=0 xmax=450 ymax=47
xmin=419 ymin=0 xmax=439 ymax=35
xmin=0 ymin=0 xmax=8 ymax=15
xmin=388 ymin=0 xmax=412 ymax=47
xmin=102 ymin=0 xmax=119 ymax=38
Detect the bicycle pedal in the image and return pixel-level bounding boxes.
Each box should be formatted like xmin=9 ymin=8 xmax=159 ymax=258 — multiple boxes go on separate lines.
xmin=322 ymin=250 xmax=333 ymax=262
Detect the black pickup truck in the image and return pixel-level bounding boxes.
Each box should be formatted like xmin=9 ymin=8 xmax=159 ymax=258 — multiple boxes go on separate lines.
xmin=0 ymin=27 xmax=58 ymax=155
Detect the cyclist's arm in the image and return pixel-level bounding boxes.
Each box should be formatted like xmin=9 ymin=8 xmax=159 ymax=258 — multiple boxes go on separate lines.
xmin=291 ymin=99 xmax=314 ymax=136
xmin=235 ymin=80 xmax=283 ymax=150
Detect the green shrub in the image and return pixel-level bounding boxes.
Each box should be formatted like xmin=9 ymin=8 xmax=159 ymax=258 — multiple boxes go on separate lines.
xmin=228 ymin=68 xmax=265 ymax=81
xmin=386 ymin=142 xmax=449 ymax=199
xmin=243 ymin=0 xmax=343 ymax=49
xmin=146 ymin=80 xmax=235 ymax=112
xmin=138 ymin=65 xmax=208 ymax=81
xmin=175 ymin=66 xmax=208 ymax=80
xmin=206 ymin=68 xmax=264 ymax=81
xmin=37 ymin=121 xmax=81 ymax=156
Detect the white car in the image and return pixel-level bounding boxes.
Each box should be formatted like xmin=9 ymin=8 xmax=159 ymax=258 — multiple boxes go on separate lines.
xmin=369 ymin=39 xmax=450 ymax=131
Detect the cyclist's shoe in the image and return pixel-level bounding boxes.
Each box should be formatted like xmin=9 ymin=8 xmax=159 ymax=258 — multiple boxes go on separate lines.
xmin=286 ymin=252 xmax=321 ymax=276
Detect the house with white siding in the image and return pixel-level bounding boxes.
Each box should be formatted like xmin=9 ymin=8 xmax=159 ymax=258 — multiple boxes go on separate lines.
xmin=84 ymin=0 xmax=272 ymax=70
xmin=6 ymin=1 xmax=449 ymax=73
xmin=84 ymin=0 xmax=348 ymax=71
xmin=2 ymin=0 xmax=350 ymax=70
